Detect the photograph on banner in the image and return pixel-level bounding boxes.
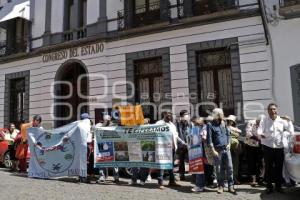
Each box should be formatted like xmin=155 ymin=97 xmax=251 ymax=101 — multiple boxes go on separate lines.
xmin=141 ymin=141 xmax=156 ymax=162
xmin=97 ymin=141 xmax=114 ymax=162
xmin=187 ymin=126 xmax=204 ymax=174
xmin=94 ymin=125 xmax=173 ymax=169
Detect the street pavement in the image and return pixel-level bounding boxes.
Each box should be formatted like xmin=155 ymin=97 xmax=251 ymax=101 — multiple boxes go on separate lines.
xmin=0 ymin=168 xmax=299 ymax=200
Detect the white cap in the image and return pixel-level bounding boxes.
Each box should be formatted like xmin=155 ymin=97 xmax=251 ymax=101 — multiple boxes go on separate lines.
xmin=103 ymin=114 xmax=111 ymax=121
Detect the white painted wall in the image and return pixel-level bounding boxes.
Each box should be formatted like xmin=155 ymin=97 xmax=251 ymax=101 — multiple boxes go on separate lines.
xmin=107 ymin=0 xmax=123 ymax=20
xmin=0 ymin=0 xmax=8 ymax=7
xmin=87 ymin=0 xmax=99 ymax=24
xmin=31 ymin=0 xmax=46 ymax=38
xmin=240 ymin=0 xmax=258 ymax=4
xmin=51 ymin=0 xmax=64 ymax=33
xmin=106 ymin=0 xmax=124 ymax=31
xmin=268 ymin=18 xmax=300 ymax=121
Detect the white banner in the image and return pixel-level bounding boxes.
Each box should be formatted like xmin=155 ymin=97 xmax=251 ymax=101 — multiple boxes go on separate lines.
xmin=27 ymin=119 xmax=90 ymax=179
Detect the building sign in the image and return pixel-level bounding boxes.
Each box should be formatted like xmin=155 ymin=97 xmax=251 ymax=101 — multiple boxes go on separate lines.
xmin=42 ymin=43 xmax=104 ymax=63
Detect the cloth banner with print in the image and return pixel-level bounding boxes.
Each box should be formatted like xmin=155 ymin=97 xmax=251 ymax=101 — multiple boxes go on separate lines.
xmin=94 ymin=124 xmax=173 ymax=169
xmin=187 ymin=126 xmax=204 ymax=174
xmin=27 ymin=119 xmax=90 ymax=179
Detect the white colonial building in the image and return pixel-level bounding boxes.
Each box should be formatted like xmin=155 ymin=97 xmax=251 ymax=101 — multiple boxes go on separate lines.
xmin=0 ymin=0 xmax=281 ymax=129
xmin=260 ymin=0 xmax=300 ymax=126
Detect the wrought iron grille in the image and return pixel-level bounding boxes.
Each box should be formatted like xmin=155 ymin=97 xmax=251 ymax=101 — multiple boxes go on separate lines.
xmin=0 ymin=38 xmax=27 ymax=57
xmin=282 ymin=0 xmax=300 ymax=6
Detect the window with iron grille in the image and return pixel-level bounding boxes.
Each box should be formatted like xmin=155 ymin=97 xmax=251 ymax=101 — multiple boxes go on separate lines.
xmin=192 ymin=0 xmax=236 ymax=16
xmin=64 ymin=0 xmax=87 ymax=40
xmin=65 ymin=0 xmax=74 ymax=31
xmin=133 ymin=0 xmax=161 ymax=27
xmin=197 ymin=48 xmax=234 ymax=116
xmin=134 ymin=57 xmax=163 ymax=122
xmin=79 ymin=0 xmax=87 ymax=28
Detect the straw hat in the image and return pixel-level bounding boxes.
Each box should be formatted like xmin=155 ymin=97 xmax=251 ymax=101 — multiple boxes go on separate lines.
xmin=226 ymin=115 xmax=237 ymax=123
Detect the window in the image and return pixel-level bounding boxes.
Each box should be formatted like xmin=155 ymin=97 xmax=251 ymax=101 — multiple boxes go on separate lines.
xmin=134 ymin=58 xmax=163 ymax=121
xmin=2 ymin=18 xmax=28 ymax=56
xmin=65 ymin=0 xmax=74 ymax=31
xmin=133 ymin=0 xmax=161 ymax=27
xmin=9 ymin=78 xmax=25 ymax=128
xmin=79 ymin=0 xmax=87 ymax=27
xmin=64 ymin=0 xmax=87 ymax=40
xmin=197 ymin=48 xmax=234 ymax=116
xmin=192 ymin=0 xmax=236 ymax=16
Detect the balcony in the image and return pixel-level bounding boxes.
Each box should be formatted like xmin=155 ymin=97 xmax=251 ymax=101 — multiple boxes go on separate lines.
xmin=192 ymin=0 xmax=237 ymax=17
xmin=282 ymin=0 xmax=300 ymax=6
xmin=63 ymin=27 xmax=87 ymax=42
xmin=280 ymin=0 xmax=300 ymax=18
xmin=174 ymin=0 xmax=259 ymax=26
xmin=115 ymin=0 xmax=258 ymax=33
xmin=0 ymin=38 xmax=27 ymax=57
xmin=117 ymin=1 xmax=165 ymax=30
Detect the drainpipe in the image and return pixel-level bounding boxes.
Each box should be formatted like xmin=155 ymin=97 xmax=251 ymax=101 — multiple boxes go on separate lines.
xmin=258 ymin=0 xmax=277 ymax=102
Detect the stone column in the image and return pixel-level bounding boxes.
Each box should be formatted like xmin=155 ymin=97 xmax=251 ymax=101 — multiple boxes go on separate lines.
xmin=43 ymin=0 xmax=52 ymax=46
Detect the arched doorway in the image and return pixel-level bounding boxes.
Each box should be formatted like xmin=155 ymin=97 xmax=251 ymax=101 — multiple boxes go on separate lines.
xmin=54 ymin=60 xmax=89 ymax=127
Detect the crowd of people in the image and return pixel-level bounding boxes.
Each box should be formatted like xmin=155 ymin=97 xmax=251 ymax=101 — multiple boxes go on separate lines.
xmin=0 ymin=115 xmax=42 ymax=173
xmin=0 ymin=102 xmax=297 ymax=195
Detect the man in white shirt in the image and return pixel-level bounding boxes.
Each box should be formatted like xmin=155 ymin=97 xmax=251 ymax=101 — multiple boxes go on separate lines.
xmin=156 ymin=111 xmax=186 ymax=189
xmin=257 ymin=103 xmax=292 ymax=194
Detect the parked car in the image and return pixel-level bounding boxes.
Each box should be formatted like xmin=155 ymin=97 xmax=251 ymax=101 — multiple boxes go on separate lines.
xmin=0 ymin=128 xmax=30 ymax=169
xmin=0 ymin=128 xmax=11 ymax=168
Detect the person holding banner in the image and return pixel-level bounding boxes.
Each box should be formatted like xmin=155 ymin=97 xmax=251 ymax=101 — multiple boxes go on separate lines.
xmin=175 ymin=110 xmax=190 ymax=181
xmin=18 ymin=115 xmax=43 ymax=173
xmin=203 ymin=116 xmax=218 ymax=188
xmin=206 ymin=108 xmax=236 ymax=194
xmin=189 ymin=118 xmax=206 ymax=193
xmin=87 ymin=119 xmax=97 ymax=182
xmin=96 ymin=114 xmax=120 ymax=184
xmin=156 ymin=111 xmax=186 ymax=189
xmin=130 ymin=118 xmax=151 ymax=186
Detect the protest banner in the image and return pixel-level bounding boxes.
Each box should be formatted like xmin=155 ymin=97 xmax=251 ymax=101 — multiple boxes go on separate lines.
xmin=118 ymin=105 xmax=145 ymax=126
xmin=27 ymin=119 xmax=90 ymax=179
xmin=187 ymin=126 xmax=204 ymax=174
xmin=94 ymin=124 xmax=173 ymax=169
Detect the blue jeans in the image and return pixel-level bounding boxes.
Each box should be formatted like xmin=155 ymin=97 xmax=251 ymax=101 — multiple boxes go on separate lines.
xmin=214 ymin=149 xmax=234 ymax=187
xmin=195 ymin=174 xmax=205 ymax=188
xmin=99 ymin=167 xmax=119 ymax=179
xmin=131 ymin=168 xmax=149 ymax=182
xmin=158 ymin=169 xmax=174 ymax=185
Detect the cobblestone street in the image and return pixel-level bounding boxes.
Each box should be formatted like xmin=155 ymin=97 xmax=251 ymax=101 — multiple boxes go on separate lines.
xmin=0 ymin=168 xmax=299 ymax=200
